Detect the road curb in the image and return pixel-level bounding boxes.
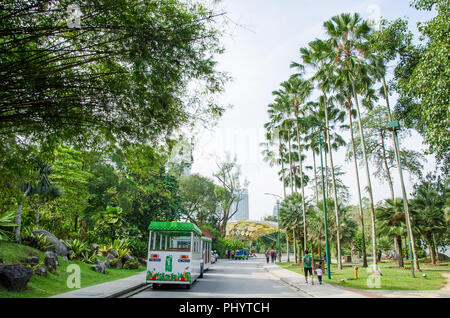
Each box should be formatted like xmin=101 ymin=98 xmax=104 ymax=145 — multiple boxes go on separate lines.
xmin=260 ymin=263 xmax=316 ymax=298
xmin=105 ymin=282 xmax=148 ymax=298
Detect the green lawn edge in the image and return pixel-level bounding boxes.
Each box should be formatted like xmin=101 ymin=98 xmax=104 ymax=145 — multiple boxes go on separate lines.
xmin=0 ymin=241 xmax=145 ymax=298
xmin=277 ymin=261 xmax=448 ymax=291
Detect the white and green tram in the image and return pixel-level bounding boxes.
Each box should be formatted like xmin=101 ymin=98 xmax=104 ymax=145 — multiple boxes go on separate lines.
xmin=146 ymin=221 xmax=203 ymax=289
xmin=201 ymin=236 xmax=213 ymax=271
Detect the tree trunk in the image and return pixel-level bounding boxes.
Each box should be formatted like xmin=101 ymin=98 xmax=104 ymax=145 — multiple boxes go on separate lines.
xmin=428 ymin=237 xmax=437 ymax=265
xmin=15 ymin=203 xmax=23 ymax=243
xmin=296 ymin=123 xmax=307 ymax=251
xmin=286 ymin=236 xmax=290 ymax=262
xmin=312 ymin=151 xmax=319 ymax=205
xmin=323 ymin=91 xmax=342 ymax=270
xmin=349 ymin=110 xmax=368 ymax=267
xmin=395 ymin=235 xmax=404 ymax=267
xmin=379 ymin=129 xmax=394 ymax=200
xmin=287 ymin=126 xmax=294 ymax=195
xmin=352 ymin=81 xmax=379 ymax=274
xmin=382 ymin=75 xmax=420 ymax=273
xmin=293 ymin=229 xmax=297 ymax=263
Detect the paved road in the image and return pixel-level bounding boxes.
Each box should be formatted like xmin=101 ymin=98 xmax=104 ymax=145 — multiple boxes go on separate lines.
xmin=131 ymin=257 xmax=309 ymax=298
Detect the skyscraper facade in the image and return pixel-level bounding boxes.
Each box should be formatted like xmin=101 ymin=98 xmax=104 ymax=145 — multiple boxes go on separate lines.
xmin=230 ymin=188 xmax=249 ymax=221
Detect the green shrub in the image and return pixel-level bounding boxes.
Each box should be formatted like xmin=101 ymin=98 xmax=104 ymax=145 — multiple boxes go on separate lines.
xmin=123 ymin=259 xmax=140 ymax=270
xmin=21 ymin=226 xmax=55 ymax=251
xmin=66 ymin=238 xmax=89 ymax=259
xmin=129 ymin=240 xmax=147 ymax=258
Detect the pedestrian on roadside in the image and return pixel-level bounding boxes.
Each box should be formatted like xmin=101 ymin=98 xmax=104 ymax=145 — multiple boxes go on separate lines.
xmin=302 ymin=250 xmax=314 ymax=285
xmin=231 ymin=250 xmax=235 ymax=260
xmin=270 ymin=247 xmax=276 ymax=263
xmin=264 ymin=248 xmax=270 ymax=263
xmin=316 ymin=266 xmax=323 ymax=285
xmin=225 ymin=249 xmax=229 ymax=259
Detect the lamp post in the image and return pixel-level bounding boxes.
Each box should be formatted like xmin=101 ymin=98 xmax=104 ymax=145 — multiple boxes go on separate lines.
xmin=387 ymin=120 xmax=416 ymax=278
xmin=264 ymin=193 xmax=282 ymax=263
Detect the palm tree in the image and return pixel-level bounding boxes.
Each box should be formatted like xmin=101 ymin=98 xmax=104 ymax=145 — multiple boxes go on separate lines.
xmin=324 ymin=12 xmax=380 ymax=274
xmin=334 ymin=86 xmax=369 ymax=267
xmin=280 ymin=75 xmax=314 ymax=251
xmin=376 ymin=198 xmax=409 ymax=267
xmin=299 ymin=40 xmax=347 ymax=269
xmin=368 ymin=54 xmax=421 ymax=272
xmin=411 ymin=186 xmax=447 ymax=265
xmin=279 ymin=192 xmax=308 ymax=262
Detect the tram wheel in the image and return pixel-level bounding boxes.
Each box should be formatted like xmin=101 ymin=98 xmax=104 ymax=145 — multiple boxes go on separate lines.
xmin=185 ymin=284 xmax=191 ymax=289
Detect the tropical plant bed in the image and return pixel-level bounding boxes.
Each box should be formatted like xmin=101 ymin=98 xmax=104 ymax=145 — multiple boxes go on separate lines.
xmin=277 ymin=262 xmax=447 ymax=291
xmin=0 ymin=241 xmax=145 ymax=298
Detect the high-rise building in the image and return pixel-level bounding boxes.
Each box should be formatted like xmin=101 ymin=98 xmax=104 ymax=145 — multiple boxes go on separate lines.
xmin=272 ymin=203 xmax=280 ymax=218
xmin=230 ymin=188 xmax=249 ymax=221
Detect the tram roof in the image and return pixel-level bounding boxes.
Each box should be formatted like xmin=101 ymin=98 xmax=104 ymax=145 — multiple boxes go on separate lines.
xmin=148 ymin=221 xmax=202 ymax=236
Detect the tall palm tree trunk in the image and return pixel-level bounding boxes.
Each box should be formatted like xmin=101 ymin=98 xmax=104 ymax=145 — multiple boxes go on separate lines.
xmin=352 ymin=81 xmax=379 ymax=274
xmin=379 ymin=128 xmax=395 ymax=200
xmin=312 ymin=151 xmax=319 ymax=204
xmin=296 ymin=124 xmax=308 ymax=251
xmin=395 ymin=235 xmax=404 ymax=267
xmin=348 ymin=109 xmax=368 ymax=267
xmin=381 ymin=75 xmax=420 ymax=272
xmin=323 ymin=91 xmax=342 ymax=270
xmin=287 ymin=126 xmax=294 ymax=194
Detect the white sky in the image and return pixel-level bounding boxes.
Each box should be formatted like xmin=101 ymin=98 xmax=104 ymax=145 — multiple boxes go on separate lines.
xmin=190 ymin=0 xmax=437 ymax=221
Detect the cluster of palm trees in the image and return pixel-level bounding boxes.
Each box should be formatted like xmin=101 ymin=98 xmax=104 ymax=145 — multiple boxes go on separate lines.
xmin=261 ymin=13 xmax=423 ymax=274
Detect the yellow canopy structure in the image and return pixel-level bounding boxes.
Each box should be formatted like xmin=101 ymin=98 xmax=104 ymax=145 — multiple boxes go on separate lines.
xmin=225 ymin=220 xmax=283 ymax=241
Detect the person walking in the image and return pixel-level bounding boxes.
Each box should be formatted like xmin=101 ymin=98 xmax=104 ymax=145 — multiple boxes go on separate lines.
xmin=302 ymin=250 xmax=314 ymax=285
xmin=316 ymin=266 xmax=323 ymax=285
xmin=225 ymin=249 xmax=229 ymax=259
xmin=270 ymin=247 xmax=276 ymax=263
xmin=264 ymin=249 xmax=270 ymax=264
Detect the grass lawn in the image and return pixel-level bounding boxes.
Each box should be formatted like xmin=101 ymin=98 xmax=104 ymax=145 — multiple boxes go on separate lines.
xmin=277 ymin=261 xmax=448 ymax=291
xmin=0 ymin=241 xmax=145 ymax=298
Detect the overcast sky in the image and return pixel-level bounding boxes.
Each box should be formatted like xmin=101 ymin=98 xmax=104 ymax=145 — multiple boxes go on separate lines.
xmin=190 ymin=0 xmax=437 ymax=221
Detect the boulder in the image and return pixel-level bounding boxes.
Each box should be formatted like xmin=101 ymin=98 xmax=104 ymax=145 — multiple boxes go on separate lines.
xmin=122 ymin=253 xmax=135 ymax=263
xmin=91 ymin=262 xmax=107 ymax=274
xmin=34 ymin=266 xmax=47 ymax=277
xmin=21 ymin=256 xmax=39 ymax=266
xmin=45 ymin=251 xmax=59 ymax=266
xmin=0 ymin=265 xmax=34 ymax=291
xmin=44 ymin=254 xmax=58 ymax=274
xmin=91 ymin=244 xmax=99 ymax=253
xmin=109 ymin=249 xmax=118 ymax=258
xmin=106 ymin=253 xmax=115 ymax=263
xmin=138 ymin=257 xmax=147 ymax=267
xmin=32 ymin=230 xmax=68 ymax=257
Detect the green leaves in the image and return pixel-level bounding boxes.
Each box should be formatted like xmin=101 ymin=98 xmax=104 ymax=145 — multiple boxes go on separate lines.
xmin=0 ymin=211 xmax=17 ymax=241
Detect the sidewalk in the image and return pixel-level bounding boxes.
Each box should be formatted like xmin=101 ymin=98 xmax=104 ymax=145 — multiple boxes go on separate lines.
xmin=262 ymin=262 xmax=370 ymax=298
xmin=262 ymin=262 xmax=450 ymax=298
xmin=51 ymin=271 xmax=147 ymax=298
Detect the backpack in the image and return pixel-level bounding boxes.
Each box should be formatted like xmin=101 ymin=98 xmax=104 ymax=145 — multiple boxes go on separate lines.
xmin=304 ymin=255 xmax=312 ymax=266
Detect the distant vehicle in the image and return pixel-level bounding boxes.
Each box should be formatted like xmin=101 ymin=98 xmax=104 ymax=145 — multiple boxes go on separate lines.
xmin=211 ymin=250 xmax=218 ymax=263
xmin=234 ymin=248 xmax=249 ymax=260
